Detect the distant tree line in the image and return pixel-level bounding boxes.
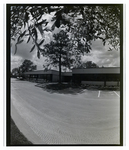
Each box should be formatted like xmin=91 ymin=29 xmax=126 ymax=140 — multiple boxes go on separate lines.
xmin=74 ymin=61 xmax=99 ymax=69
xmin=11 ymin=59 xmax=37 ymax=78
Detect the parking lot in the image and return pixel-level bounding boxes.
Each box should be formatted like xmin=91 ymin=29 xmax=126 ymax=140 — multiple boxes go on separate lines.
xmin=11 ymin=78 xmax=120 ymax=145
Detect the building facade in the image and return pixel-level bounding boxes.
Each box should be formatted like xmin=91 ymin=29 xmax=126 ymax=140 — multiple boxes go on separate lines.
xmin=23 ymin=70 xmax=72 ymax=82
xmin=72 ymin=67 xmax=120 ymax=86
xmin=23 ymin=67 xmax=120 ymax=86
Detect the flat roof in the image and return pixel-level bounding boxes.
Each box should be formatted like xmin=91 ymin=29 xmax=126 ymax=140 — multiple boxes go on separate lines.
xmin=23 ymin=70 xmax=59 ymax=75
xmin=62 ymin=72 xmax=72 ymax=76
xmin=72 ymin=67 xmax=120 ymax=74
xmin=23 ymin=67 xmax=120 ymax=75
xmin=23 ymin=70 xmax=72 ymax=76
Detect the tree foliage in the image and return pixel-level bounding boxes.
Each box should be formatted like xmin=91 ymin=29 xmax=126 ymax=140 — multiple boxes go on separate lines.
xmin=77 ymin=61 xmax=99 ymax=68
xmin=12 ymin=59 xmax=37 ymax=77
xmin=19 ymin=59 xmax=37 ymax=74
xmin=42 ymin=30 xmax=76 ymax=82
xmin=10 ymin=4 xmax=121 ymax=70
xmin=42 ymin=30 xmax=75 ymax=69
xmin=10 ymin=5 xmax=48 ymax=57
xmin=69 ymin=5 xmax=121 ymax=51
xmin=11 ymin=67 xmax=19 ymax=77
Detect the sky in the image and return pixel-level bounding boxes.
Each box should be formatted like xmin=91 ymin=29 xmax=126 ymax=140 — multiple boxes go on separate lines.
xmin=11 ymin=11 xmax=120 ymax=71
xmin=11 ymin=38 xmax=120 ymax=71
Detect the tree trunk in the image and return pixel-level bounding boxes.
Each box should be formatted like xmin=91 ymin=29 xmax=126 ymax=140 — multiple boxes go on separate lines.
xmin=59 ymin=49 xmax=62 ymax=84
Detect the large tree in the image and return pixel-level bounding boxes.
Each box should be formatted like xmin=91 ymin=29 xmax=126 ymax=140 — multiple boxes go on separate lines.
xmin=42 ymin=30 xmax=76 ymax=83
xmin=10 ymin=5 xmax=121 ymax=81
xmin=18 ymin=59 xmax=37 ymax=76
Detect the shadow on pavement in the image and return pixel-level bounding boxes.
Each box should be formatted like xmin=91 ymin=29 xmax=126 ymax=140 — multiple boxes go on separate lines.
xmin=35 ymin=83 xmax=86 ymax=95
xmin=35 ymin=82 xmax=120 ymax=94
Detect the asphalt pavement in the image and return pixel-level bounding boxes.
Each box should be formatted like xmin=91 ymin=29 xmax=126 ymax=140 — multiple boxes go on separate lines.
xmin=11 ymin=78 xmax=120 ymax=145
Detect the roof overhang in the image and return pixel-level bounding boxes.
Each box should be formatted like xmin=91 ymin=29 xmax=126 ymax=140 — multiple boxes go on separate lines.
xmin=23 ymin=70 xmax=59 ymax=75
xmin=72 ymin=67 xmax=120 ymax=74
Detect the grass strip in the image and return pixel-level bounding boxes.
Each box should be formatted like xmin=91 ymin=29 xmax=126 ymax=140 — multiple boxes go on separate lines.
xmin=10 ymin=118 xmax=33 ymax=146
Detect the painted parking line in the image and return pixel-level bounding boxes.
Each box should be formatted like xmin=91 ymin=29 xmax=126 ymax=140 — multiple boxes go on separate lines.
xmin=113 ymin=91 xmax=120 ymax=97
xmin=98 ymin=90 xmax=101 ymax=97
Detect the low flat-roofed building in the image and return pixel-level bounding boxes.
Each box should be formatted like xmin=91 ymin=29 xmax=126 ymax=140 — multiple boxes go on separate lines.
xmin=23 ymin=70 xmax=59 ymax=82
xmin=23 ymin=70 xmax=72 ymax=82
xmin=72 ymin=67 xmax=120 ymax=74
xmin=23 ymin=67 xmax=120 ymax=86
xmin=72 ymin=67 xmax=120 ymax=86
xmin=62 ymin=72 xmax=72 ymax=82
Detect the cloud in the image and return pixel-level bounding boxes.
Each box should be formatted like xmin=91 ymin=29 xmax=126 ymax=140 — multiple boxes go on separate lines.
xmin=91 ymin=39 xmax=106 ymax=51
xmin=11 ymin=26 xmax=120 ymax=71
xmin=11 ymin=55 xmax=24 ymax=70
xmin=11 ymin=38 xmax=120 ymax=71
xmin=31 ymin=53 xmax=46 ymax=70
xmin=11 ymin=13 xmax=60 ymax=70
xmin=81 ymin=39 xmax=120 ymax=67
xmin=11 ymin=39 xmax=49 ymax=70
xmin=11 ymin=40 xmax=35 ymax=58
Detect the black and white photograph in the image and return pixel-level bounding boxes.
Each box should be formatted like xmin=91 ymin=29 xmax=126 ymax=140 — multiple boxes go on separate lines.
xmin=6 ymin=4 xmax=123 ymax=146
